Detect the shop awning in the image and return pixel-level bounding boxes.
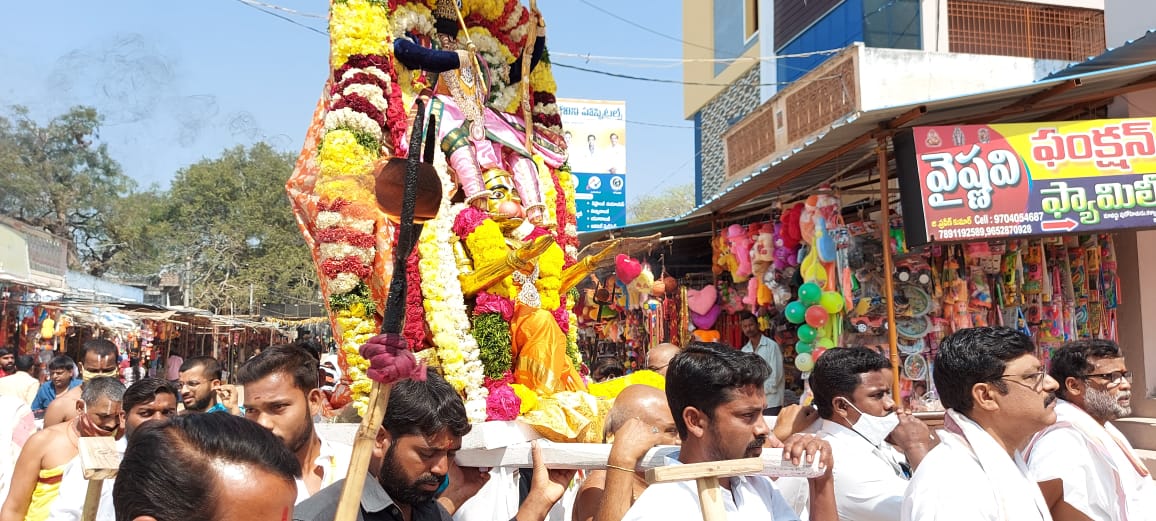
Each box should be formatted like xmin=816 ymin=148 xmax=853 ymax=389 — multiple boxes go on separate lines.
xmin=682 ymin=57 xmax=1156 ymax=220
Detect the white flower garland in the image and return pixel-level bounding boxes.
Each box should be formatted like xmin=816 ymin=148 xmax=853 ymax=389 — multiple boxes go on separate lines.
xmin=323 ymin=108 xmax=384 ymax=141
xmin=416 ymin=162 xmax=488 ymax=422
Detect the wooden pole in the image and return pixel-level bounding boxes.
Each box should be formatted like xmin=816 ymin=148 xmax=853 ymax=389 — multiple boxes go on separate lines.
xmin=876 ymin=138 xmax=902 ymax=404
xmin=81 ymin=480 xmax=102 ymax=521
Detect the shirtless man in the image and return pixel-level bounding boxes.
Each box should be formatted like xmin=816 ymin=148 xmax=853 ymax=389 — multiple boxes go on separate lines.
xmin=0 ymin=377 xmax=124 ymax=521
xmin=42 ymin=339 xmax=119 ymax=427
xmin=573 ymin=384 xmax=680 ymax=521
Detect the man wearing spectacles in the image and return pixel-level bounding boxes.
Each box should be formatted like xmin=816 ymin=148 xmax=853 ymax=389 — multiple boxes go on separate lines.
xmin=901 ymin=327 xmax=1060 ymax=521
xmin=1025 ymin=339 xmax=1154 ymax=521
xmin=645 ymin=343 xmax=679 ymax=376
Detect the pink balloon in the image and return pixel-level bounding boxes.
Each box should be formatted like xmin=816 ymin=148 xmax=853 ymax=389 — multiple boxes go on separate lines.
xmin=805 ymin=305 xmax=829 ymax=328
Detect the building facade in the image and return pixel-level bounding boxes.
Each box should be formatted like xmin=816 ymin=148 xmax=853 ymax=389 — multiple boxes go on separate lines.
xmin=684 ymin=0 xmax=1107 ymax=202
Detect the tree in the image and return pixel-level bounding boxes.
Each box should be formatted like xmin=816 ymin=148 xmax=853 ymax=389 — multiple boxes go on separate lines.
xmin=108 ymin=143 xmax=319 ymax=313
xmin=626 ymin=183 xmax=695 ymax=224
xmin=0 ymin=106 xmax=135 ymax=273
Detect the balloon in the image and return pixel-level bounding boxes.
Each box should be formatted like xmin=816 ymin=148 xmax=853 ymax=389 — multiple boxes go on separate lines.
xmin=813 ymin=347 xmax=827 ymax=360
xmin=817 ymin=233 xmax=838 ymax=262
xmin=795 ymin=353 xmax=815 ymax=372
xmin=785 ymin=301 xmax=807 ymax=324
xmin=797 ymin=324 xmax=818 ymax=343
xmin=805 ymin=305 xmax=829 ymax=328
xmin=798 ymin=282 xmax=822 ymax=305
xmin=817 ymin=337 xmax=837 ymax=349
xmin=795 ymin=342 xmax=813 ymax=354
xmin=819 ymin=291 xmax=844 ymax=313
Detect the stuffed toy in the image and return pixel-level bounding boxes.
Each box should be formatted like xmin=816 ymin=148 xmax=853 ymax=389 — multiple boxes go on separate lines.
xmin=726 ymin=224 xmax=753 ymax=282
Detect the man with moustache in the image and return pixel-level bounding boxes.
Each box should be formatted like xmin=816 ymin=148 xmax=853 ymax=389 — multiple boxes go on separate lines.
xmin=621 ymin=345 xmax=838 ymax=521
xmin=238 ymin=344 xmax=352 ymax=504
xmin=573 ymin=384 xmax=681 ymax=521
xmin=0 ymin=377 xmax=124 ymax=521
xmin=1025 ymin=340 xmax=1155 ymax=521
xmin=178 ymin=356 xmax=235 ymax=414
xmin=0 ymin=349 xmax=15 ymax=378
xmin=43 ymin=339 xmax=120 ymax=427
xmin=294 ymin=366 xmax=576 ymax=521
xmin=901 ymin=327 xmax=1060 ymax=521
xmin=47 ymin=378 xmax=179 ymax=521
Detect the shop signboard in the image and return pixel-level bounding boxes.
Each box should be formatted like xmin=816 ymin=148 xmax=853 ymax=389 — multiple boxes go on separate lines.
xmin=559 ymin=98 xmax=627 ymax=231
xmin=895 ymin=119 xmax=1156 ymax=245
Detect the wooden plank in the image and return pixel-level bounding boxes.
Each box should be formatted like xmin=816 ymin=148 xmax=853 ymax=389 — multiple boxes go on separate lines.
xmin=456 ymin=443 xmax=825 ymax=479
xmin=78 ymin=437 xmax=120 ymax=480
xmin=646 ymin=458 xmax=765 ymax=484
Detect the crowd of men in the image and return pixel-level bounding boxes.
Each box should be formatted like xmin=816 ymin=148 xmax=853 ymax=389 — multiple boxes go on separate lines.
xmin=0 ymin=326 xmax=1151 ymax=521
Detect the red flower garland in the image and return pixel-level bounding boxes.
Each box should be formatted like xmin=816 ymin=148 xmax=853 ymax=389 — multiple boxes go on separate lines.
xmin=317 ymin=199 xmax=351 ymax=212
xmin=320 ymin=256 xmax=373 ymax=279
xmin=452 ymin=206 xmax=489 ymax=239
xmin=332 ymin=72 xmax=392 ymax=99
xmin=403 ymin=245 xmax=428 ymax=350
xmin=380 ymin=55 xmax=409 ymax=154
xmin=334 ymin=54 xmax=391 ymax=82
xmin=316 ymin=228 xmax=376 ymax=249
xmin=483 ymin=373 xmax=521 ymax=421
xmin=330 ymin=93 xmax=387 ymax=130
xmin=475 ymin=292 xmax=514 ymax=321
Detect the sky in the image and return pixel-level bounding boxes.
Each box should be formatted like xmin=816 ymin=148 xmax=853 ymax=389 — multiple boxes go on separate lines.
xmin=0 ymin=0 xmax=696 ymax=204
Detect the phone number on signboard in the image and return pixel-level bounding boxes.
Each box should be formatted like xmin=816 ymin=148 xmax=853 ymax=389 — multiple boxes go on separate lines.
xmin=936 ymin=225 xmax=1032 ymax=239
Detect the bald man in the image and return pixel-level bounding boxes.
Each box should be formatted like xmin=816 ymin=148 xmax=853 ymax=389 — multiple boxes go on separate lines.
xmin=573 ymin=385 xmax=679 ymax=521
xmin=645 ymin=344 xmax=680 ymax=376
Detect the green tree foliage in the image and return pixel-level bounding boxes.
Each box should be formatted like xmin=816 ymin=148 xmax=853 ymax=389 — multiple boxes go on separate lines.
xmin=0 ymin=106 xmax=135 ymax=273
xmin=626 ymin=183 xmax=695 ymax=224
xmin=109 ymin=144 xmax=319 ymax=313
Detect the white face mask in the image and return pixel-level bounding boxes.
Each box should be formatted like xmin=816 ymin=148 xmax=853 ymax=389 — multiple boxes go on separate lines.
xmin=840 ymin=398 xmax=899 ymax=447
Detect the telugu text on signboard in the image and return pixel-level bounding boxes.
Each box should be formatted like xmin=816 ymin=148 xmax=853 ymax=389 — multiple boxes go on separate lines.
xmin=559 ymin=98 xmax=627 ymax=231
xmin=895 ymin=119 xmax=1156 ymax=245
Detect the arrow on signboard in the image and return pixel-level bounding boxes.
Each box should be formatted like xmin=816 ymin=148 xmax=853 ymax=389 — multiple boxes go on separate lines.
xmin=1041 ymin=218 xmax=1079 ymax=232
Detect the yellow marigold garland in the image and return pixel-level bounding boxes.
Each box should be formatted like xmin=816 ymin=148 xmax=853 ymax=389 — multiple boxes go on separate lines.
xmin=331 ymin=0 xmax=393 ymax=68
xmin=318 ymin=129 xmax=378 ymax=179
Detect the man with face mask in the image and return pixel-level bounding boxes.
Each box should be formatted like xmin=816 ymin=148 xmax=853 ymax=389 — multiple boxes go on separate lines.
xmin=42 ymin=339 xmax=119 ymax=427
xmin=1025 ymin=340 xmax=1155 ymax=521
xmin=0 ymin=377 xmax=124 ymax=521
xmin=293 ymin=367 xmax=576 ymax=521
xmin=810 ymin=347 xmax=938 ymax=521
xmin=47 ymin=378 xmax=179 ymax=521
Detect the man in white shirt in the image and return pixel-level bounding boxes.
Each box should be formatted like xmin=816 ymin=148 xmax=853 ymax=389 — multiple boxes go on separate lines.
xmin=237 ymin=344 xmax=352 ymax=504
xmin=48 ymin=378 xmax=179 ymax=521
xmin=622 ymin=343 xmax=838 ymax=521
xmin=738 ymin=312 xmax=784 ymax=415
xmin=901 ymin=326 xmax=1060 ymax=521
xmin=1025 ymin=339 xmax=1156 ymax=521
xmin=811 ymin=347 xmax=938 ymax=521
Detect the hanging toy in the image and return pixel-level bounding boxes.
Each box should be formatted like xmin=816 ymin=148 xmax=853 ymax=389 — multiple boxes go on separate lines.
xmin=726 ymin=224 xmax=753 ymax=282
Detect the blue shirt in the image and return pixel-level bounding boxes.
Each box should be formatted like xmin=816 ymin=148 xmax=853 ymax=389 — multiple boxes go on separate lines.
xmin=206 ymin=402 xmax=229 ymax=413
xmin=31 ymin=378 xmax=82 ymax=411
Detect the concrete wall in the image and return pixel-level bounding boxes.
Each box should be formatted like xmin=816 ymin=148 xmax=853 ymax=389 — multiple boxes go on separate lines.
xmin=858 ymin=48 xmax=1070 ymax=110
xmin=696 ymin=66 xmax=762 ymax=198
xmin=683 ymin=0 xmax=764 ymax=119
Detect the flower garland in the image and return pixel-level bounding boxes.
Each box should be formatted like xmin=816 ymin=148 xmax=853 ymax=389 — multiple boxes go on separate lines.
xmin=390 ymin=2 xmax=435 ymax=41
xmin=416 ymin=202 xmax=488 ymax=423
xmin=318 ymin=0 xmax=401 ymax=416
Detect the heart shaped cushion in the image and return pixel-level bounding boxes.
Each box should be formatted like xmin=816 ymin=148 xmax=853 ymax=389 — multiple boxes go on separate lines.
xmin=686 ymin=285 xmax=718 ymax=315
xmin=615 ymin=254 xmax=642 ymax=284
xmin=691 ymin=302 xmax=722 ymax=330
